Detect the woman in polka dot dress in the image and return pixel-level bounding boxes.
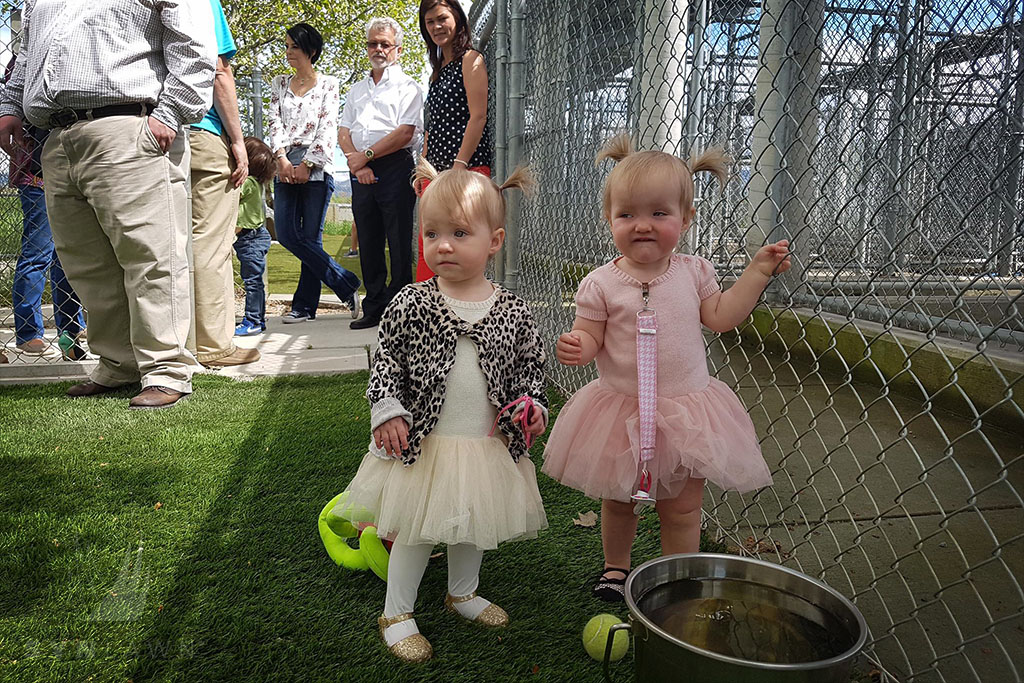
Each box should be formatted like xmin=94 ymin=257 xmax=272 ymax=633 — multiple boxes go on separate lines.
xmin=415 ymin=0 xmax=494 ymax=281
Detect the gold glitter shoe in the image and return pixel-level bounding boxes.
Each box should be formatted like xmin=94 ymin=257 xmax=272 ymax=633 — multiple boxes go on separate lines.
xmin=444 ymin=592 xmax=510 ymax=628
xmin=378 ymin=612 xmax=432 ymax=663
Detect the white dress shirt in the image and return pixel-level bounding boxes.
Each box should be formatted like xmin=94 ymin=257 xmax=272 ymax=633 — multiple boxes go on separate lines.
xmin=339 ymin=63 xmax=423 ymax=152
xmin=0 ymin=0 xmax=217 ymax=130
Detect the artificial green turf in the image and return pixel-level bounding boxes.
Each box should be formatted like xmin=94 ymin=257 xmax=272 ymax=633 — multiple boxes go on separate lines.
xmin=0 ymin=375 xmax=725 ymax=682
xmin=263 ymin=234 xmax=352 ymax=296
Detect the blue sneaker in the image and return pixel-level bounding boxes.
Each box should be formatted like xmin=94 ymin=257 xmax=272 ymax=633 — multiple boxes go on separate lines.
xmin=235 ymin=319 xmax=265 ymax=336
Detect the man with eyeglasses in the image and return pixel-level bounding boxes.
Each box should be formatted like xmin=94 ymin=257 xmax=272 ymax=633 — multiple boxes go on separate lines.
xmin=339 ymin=17 xmax=423 ymax=330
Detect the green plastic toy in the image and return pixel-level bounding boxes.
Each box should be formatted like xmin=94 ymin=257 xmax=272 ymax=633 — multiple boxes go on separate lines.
xmin=318 ymin=491 xmax=390 ymax=580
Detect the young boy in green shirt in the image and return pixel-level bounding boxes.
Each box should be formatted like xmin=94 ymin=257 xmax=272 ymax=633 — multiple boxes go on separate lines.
xmin=234 ymin=137 xmax=277 ymax=336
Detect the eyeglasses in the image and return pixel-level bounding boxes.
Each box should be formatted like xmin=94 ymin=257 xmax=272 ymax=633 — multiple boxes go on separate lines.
xmin=366 ymin=41 xmax=396 ymax=51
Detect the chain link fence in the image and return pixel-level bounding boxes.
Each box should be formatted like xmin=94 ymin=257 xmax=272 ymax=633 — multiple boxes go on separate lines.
xmin=0 ymin=8 xmax=89 ymax=366
xmin=475 ymin=0 xmax=1023 ymax=681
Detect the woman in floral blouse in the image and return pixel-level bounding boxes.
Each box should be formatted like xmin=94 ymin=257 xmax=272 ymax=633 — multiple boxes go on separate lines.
xmin=267 ymin=23 xmax=361 ymax=324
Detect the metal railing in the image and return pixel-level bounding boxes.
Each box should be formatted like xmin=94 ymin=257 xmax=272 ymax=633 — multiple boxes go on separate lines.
xmin=475 ymin=0 xmax=1023 ymax=680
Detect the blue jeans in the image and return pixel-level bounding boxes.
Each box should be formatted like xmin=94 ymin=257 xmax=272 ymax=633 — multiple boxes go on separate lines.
xmin=233 ymin=226 xmax=271 ymax=325
xmin=273 ymin=174 xmax=359 ymax=316
xmin=12 ymin=184 xmax=85 ymax=344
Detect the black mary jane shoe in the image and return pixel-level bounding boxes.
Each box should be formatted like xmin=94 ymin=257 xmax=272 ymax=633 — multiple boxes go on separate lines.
xmin=592 ymin=566 xmax=631 ymax=602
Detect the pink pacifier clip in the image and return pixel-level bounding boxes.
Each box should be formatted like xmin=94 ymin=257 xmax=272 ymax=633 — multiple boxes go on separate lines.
xmin=632 ymin=282 xmax=657 ymax=513
xmin=489 ymin=395 xmax=537 ymax=449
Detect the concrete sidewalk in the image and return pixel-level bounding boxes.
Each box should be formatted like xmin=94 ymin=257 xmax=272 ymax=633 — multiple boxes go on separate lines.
xmin=0 ymin=295 xmax=378 ymax=385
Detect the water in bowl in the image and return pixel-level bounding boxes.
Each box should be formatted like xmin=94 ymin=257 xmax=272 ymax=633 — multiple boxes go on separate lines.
xmin=639 ymin=578 xmax=856 ymax=665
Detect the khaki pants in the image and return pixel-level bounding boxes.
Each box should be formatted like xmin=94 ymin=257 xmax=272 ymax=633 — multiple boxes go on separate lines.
xmin=43 ymin=115 xmax=199 ymax=393
xmin=188 ymin=128 xmax=240 ymax=362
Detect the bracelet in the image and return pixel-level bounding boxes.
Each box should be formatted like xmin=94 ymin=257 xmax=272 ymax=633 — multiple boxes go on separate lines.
xmin=453 ymin=159 xmax=469 ymax=167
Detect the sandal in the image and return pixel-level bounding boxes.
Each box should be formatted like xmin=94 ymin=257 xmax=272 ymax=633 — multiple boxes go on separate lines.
xmin=592 ymin=566 xmax=631 ymax=602
xmin=378 ymin=612 xmax=432 ymax=663
xmin=445 ymin=591 xmax=509 ymax=628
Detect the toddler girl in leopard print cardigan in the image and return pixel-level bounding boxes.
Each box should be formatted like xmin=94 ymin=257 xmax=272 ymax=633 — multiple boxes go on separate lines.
xmin=340 ymin=157 xmax=548 ymax=664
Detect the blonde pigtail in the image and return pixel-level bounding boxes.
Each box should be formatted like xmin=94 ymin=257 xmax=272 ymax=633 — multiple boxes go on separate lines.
xmin=688 ymin=147 xmax=730 ymax=190
xmin=595 ymin=133 xmax=633 ymax=166
xmin=413 ymin=155 xmax=440 ymax=190
xmin=499 ymin=165 xmax=536 ymax=197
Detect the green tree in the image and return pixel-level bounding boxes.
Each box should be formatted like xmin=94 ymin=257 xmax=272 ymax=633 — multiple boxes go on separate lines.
xmin=223 ymin=0 xmax=427 ymax=86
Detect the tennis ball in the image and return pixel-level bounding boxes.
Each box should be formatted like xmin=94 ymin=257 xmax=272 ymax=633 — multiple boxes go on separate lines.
xmin=582 ymin=614 xmax=628 ymax=662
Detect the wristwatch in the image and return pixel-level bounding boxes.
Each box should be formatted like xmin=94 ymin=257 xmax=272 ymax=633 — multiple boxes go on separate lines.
xmin=302 ymin=158 xmax=315 ymax=169
xmin=364 ymin=148 xmax=375 ymax=160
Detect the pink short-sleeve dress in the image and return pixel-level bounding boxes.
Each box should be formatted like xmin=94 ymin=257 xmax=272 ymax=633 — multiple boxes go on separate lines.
xmin=542 ymin=254 xmax=772 ymax=502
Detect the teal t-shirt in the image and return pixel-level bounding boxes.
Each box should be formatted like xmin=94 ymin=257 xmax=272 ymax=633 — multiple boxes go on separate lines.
xmin=192 ymin=0 xmax=237 ymax=136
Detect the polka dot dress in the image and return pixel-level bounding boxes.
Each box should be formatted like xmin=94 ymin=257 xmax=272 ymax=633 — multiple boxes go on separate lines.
xmin=425 ymin=49 xmax=494 ymax=170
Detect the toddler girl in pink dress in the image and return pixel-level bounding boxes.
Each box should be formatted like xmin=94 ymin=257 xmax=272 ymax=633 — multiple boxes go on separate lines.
xmin=542 ymin=134 xmax=790 ymax=601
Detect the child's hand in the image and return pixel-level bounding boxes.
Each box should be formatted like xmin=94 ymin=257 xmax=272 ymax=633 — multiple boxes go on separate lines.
xmin=752 ymin=239 xmax=792 ymax=278
xmin=373 ymin=417 xmax=409 ymax=458
xmin=514 ymin=404 xmax=547 ymax=437
xmin=556 ymin=332 xmax=583 ymax=366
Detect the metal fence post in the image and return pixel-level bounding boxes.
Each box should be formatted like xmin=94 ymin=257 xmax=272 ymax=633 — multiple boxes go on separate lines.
xmin=503 ymin=0 xmax=526 ymax=293
xmin=997 ymin=8 xmax=1024 ymax=277
xmin=252 ymin=68 xmax=264 ymax=141
xmin=747 ymin=0 xmax=822 ymax=298
xmin=493 ymin=0 xmax=509 ymax=284
xmin=633 ymin=0 xmax=689 ymax=155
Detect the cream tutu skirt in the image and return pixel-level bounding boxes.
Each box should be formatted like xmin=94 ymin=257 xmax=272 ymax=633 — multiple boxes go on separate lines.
xmin=542 ymin=378 xmax=772 ymax=502
xmin=344 ymin=434 xmax=548 ymax=550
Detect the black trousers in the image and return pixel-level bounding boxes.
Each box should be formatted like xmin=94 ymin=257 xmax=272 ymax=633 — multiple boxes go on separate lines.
xmin=350 ymin=148 xmax=415 ymax=321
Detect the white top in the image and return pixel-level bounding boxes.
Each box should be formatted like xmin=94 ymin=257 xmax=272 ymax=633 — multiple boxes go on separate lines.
xmin=368 ymin=288 xmax=497 ymax=458
xmin=339 ymin=64 xmax=423 ymax=152
xmin=432 ymin=290 xmax=499 ymax=437
xmin=267 ymin=74 xmax=339 ymax=174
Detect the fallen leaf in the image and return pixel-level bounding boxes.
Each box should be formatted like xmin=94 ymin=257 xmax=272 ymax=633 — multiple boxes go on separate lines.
xmin=154 ymin=502 xmax=163 ymax=510
xmin=573 ymin=510 xmax=598 ymax=528
xmin=157 ymin=605 xmax=164 ymax=613
xmin=100 ymin=463 xmax=108 ymax=467
xmin=531 ymin=665 xmax=539 ymax=674
xmin=98 ymin=436 xmax=104 ymax=441
xmin=430 ymin=552 xmax=445 ymax=560
xmin=981 ymin=647 xmax=992 ymax=655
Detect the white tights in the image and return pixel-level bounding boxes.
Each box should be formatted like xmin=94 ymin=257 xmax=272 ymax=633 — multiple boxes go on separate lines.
xmin=382 ymin=542 xmax=491 ymax=644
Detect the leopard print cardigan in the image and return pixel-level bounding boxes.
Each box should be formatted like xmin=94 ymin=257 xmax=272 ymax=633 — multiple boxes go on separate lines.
xmin=366 ymin=278 xmax=548 ymax=466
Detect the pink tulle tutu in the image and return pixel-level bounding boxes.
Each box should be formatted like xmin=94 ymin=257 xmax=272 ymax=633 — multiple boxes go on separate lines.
xmin=542 ymin=378 xmax=772 ymax=502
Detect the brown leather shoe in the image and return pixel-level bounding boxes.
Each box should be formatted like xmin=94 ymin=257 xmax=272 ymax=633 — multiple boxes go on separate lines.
xmin=17 ymin=338 xmax=49 ymax=355
xmin=202 ymin=347 xmax=261 ymax=367
xmin=67 ymin=381 xmax=122 ymax=398
xmin=129 ymin=386 xmax=187 ymax=410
